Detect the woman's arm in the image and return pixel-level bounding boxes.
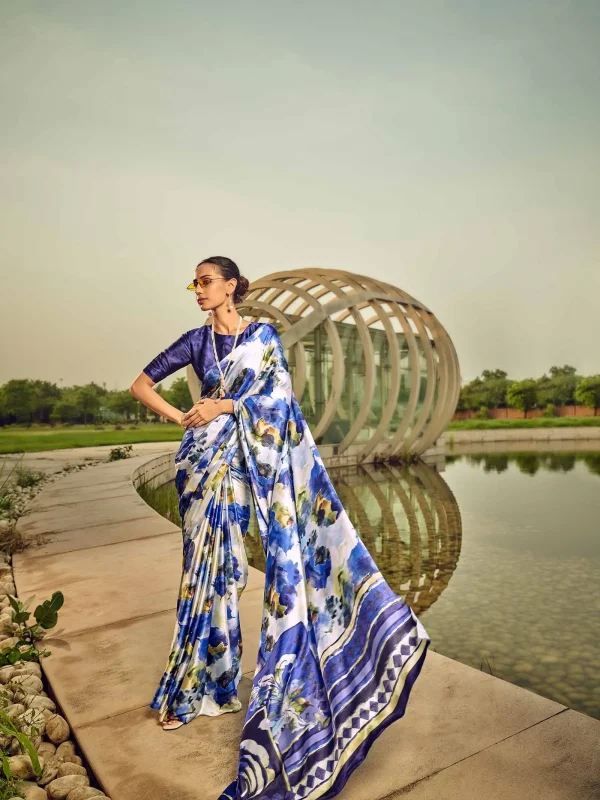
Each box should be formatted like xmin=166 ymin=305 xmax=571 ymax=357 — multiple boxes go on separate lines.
xmin=181 ymin=398 xmax=233 ymax=427
xmin=129 ymin=373 xmax=185 ymax=425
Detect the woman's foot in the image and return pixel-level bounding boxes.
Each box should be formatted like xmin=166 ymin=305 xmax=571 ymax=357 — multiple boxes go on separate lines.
xmin=161 ymin=715 xmax=184 ymax=730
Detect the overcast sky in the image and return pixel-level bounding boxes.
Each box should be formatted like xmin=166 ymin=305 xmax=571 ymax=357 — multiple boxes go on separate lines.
xmin=1 ymin=0 xmax=598 ymax=389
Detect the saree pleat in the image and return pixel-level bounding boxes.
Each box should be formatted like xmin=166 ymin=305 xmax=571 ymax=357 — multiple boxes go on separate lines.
xmin=150 ymin=323 xmax=430 ymax=800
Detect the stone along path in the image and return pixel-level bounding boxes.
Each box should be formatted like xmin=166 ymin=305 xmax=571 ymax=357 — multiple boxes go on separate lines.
xmin=10 ymin=445 xmax=600 ymax=800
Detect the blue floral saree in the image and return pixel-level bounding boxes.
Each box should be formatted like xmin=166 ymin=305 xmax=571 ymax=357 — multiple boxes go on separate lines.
xmin=150 ymin=322 xmax=431 ymax=800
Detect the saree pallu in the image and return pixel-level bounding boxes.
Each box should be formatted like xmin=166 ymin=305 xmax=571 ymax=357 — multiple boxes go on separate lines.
xmin=150 ymin=323 xmax=431 ymax=800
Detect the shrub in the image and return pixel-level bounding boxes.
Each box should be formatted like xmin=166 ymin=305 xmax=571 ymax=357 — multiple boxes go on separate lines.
xmin=108 ymin=445 xmax=133 ymax=461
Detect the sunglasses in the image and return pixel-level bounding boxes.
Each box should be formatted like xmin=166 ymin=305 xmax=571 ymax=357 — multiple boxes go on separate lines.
xmin=186 ymin=277 xmax=227 ymax=291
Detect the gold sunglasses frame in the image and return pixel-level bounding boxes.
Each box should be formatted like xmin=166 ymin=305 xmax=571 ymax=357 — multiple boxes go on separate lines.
xmin=186 ymin=277 xmax=227 ymax=291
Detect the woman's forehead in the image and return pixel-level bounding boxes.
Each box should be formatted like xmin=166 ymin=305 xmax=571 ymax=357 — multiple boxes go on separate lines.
xmin=195 ymin=263 xmax=219 ymax=277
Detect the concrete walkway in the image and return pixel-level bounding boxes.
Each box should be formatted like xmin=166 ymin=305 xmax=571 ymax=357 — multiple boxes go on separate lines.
xmin=11 ymin=445 xmax=600 ymax=800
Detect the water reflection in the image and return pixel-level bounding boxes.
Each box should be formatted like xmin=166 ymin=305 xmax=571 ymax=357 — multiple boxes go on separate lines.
xmin=448 ymin=450 xmax=600 ymax=476
xmin=244 ymin=462 xmax=462 ymax=617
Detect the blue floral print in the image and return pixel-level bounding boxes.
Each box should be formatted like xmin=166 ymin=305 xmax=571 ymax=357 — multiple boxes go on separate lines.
xmin=149 ymin=323 xmax=431 ymax=799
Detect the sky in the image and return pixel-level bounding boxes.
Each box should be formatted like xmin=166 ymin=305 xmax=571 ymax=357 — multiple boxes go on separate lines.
xmin=1 ymin=0 xmax=599 ymax=389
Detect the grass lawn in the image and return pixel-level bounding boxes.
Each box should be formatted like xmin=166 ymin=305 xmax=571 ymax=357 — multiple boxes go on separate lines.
xmin=448 ymin=416 xmax=600 ymax=430
xmin=2 ymin=416 xmax=600 ymax=453
xmin=0 ymin=423 xmax=184 ymax=453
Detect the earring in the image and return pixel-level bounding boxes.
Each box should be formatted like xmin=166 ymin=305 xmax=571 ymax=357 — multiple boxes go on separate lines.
xmin=227 ymin=293 xmax=233 ymax=312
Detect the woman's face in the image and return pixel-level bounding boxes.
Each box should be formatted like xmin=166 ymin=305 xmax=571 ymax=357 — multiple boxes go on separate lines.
xmin=193 ymin=263 xmax=236 ymax=312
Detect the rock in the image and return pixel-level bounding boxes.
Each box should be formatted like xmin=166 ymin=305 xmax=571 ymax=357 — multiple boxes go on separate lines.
xmin=45 ymin=713 xmax=70 ymax=744
xmin=39 ymin=755 xmax=61 ymax=785
xmin=17 ymin=707 xmax=46 ymax=737
xmin=5 ymin=702 xmax=26 ymax=721
xmin=27 ymin=695 xmax=57 ymax=713
xmin=58 ymin=763 xmax=87 ymax=778
xmin=0 ymin=665 xmax=15 ymax=683
xmin=9 ymin=674 xmax=43 ymax=694
xmin=7 ymin=754 xmax=44 ymax=780
xmin=46 ymin=775 xmax=90 ymax=799
xmin=14 ymin=662 xmax=42 ymax=677
xmin=8 ymin=736 xmax=22 ymax=754
xmin=12 ymin=688 xmax=37 ymax=705
xmin=56 ymin=741 xmax=77 ymax=759
xmin=0 ymin=636 xmax=20 ymax=649
xmin=66 ymin=789 xmax=106 ymax=800
xmin=14 ymin=782 xmax=48 ymax=800
xmin=37 ymin=741 xmax=56 ymax=757
xmin=61 ymin=755 xmax=83 ymax=766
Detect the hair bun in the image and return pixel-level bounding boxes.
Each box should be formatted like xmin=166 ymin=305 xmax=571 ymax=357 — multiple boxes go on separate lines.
xmin=235 ymin=275 xmax=250 ymax=302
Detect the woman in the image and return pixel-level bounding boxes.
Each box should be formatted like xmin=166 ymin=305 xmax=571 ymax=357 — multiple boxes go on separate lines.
xmin=131 ymin=256 xmax=431 ymax=800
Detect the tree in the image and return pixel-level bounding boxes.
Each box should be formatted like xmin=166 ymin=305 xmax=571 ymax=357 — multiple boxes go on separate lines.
xmin=31 ymin=380 xmax=61 ymax=424
xmin=481 ymin=369 xmax=508 ymax=381
xmin=549 ymin=365 xmax=577 ymax=377
xmin=506 ymin=379 xmax=538 ymax=417
xmin=515 ymin=453 xmax=540 ymax=475
xmin=165 ymin=377 xmax=193 ymax=412
xmin=0 ymin=380 xmax=38 ymax=424
xmin=574 ymin=376 xmax=600 ymax=415
xmin=74 ymin=384 xmax=104 ymax=425
xmin=105 ymin=391 xmax=138 ymax=421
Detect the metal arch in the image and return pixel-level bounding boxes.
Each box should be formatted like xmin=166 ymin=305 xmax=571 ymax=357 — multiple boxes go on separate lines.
xmin=304 ymin=273 xmax=379 ymax=454
xmin=235 ymin=299 xmax=308 ymax=401
xmin=415 ymin=310 xmax=461 ymax=454
xmin=330 ymin=292 xmax=429 ymax=456
xmin=355 ymin=305 xmax=402 ymax=463
xmin=233 ymin=268 xmax=460 ymax=461
xmin=362 ymin=277 xmax=436 ymax=457
xmin=366 ymin=303 xmax=422 ymax=459
xmin=280 ymin=288 xmax=425 ymax=458
xmin=413 ymin=310 xmax=452 ymax=455
xmin=394 ymin=305 xmax=437 ymax=455
xmin=247 ymin=279 xmax=346 ymax=443
xmin=296 ymin=275 xmax=400 ymax=462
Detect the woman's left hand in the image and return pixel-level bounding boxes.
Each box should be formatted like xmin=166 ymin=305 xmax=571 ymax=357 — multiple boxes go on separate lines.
xmin=181 ymin=399 xmax=223 ymax=428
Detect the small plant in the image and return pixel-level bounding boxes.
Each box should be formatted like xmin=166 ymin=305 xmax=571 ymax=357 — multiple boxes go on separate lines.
xmin=0 ymin=592 xmax=64 ymax=666
xmin=108 ymin=444 xmax=133 ymax=461
xmin=0 ymin=456 xmax=40 ymax=555
xmin=0 ymin=707 xmax=43 ymax=788
xmin=480 ymin=653 xmax=496 ymax=676
xmin=542 ymin=403 xmax=557 ymax=418
xmin=14 ymin=468 xmax=44 ymax=490
xmin=0 ymin=457 xmax=23 ymax=519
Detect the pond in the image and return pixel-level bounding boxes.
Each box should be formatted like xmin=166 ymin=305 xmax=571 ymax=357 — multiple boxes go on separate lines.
xmin=140 ymin=447 xmax=600 ymax=721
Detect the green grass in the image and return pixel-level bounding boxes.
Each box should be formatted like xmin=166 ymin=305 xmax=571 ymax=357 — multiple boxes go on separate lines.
xmin=2 ymin=416 xmax=599 ymax=454
xmin=0 ymin=423 xmax=183 ymax=453
xmin=448 ymin=416 xmax=600 ymax=431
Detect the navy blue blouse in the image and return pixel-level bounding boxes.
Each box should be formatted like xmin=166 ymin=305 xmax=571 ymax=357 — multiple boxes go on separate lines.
xmin=142 ymin=322 xmax=263 ymax=385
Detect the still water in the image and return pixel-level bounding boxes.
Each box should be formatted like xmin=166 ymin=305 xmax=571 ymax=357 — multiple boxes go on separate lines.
xmin=145 ymin=449 xmax=600 ymax=720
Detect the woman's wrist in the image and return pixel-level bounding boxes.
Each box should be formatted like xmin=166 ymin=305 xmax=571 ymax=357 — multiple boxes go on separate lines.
xmin=172 ymin=410 xmax=184 ymax=426
xmin=218 ymin=399 xmax=234 ymax=415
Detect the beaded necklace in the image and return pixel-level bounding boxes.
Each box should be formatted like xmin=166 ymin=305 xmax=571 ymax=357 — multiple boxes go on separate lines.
xmin=210 ymin=315 xmax=243 ymax=398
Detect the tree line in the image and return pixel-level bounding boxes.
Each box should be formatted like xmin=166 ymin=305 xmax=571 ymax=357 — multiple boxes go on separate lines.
xmin=458 ymin=365 xmax=600 ymax=417
xmin=0 ymin=377 xmax=193 ymax=426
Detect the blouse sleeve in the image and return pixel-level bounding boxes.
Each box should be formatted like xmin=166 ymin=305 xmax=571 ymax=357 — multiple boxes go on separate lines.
xmin=142 ymin=330 xmax=192 ymax=383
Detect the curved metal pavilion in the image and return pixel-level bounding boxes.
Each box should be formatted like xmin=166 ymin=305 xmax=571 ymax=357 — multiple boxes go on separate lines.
xmin=187 ymin=268 xmax=460 ymax=463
